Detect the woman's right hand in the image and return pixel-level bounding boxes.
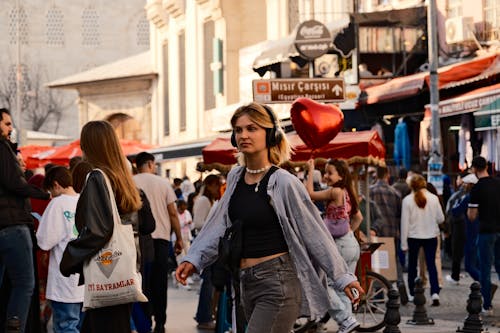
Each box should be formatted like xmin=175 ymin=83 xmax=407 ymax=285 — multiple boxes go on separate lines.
xmin=175 ymin=261 xmax=196 ymax=285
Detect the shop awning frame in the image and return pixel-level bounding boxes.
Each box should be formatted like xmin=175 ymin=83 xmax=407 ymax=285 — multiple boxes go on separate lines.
xmin=361 ymin=52 xmax=500 ymax=105
xmin=436 ymin=82 xmax=500 ymax=118
xmin=252 ymin=17 xmax=351 ymax=76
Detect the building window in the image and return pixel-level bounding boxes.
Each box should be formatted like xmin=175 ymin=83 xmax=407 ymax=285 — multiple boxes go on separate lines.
xmin=203 ymin=20 xmax=215 ymax=110
xmin=447 ymin=0 xmax=462 ymax=18
xmin=163 ymin=42 xmax=170 ymax=136
xmin=9 ymin=6 xmax=29 ymax=45
xmin=288 ymin=0 xmax=299 ymax=33
xmin=178 ymin=31 xmax=186 ymax=132
xmin=484 ymin=0 xmax=500 ymax=40
xmin=81 ymin=6 xmax=100 ymax=46
xmin=136 ymin=14 xmax=150 ymax=47
xmin=46 ymin=6 xmax=65 ymax=47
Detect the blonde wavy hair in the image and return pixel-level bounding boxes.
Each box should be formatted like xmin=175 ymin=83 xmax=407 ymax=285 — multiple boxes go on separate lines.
xmin=80 ymin=121 xmax=142 ymax=214
xmin=230 ymin=102 xmax=291 ymax=166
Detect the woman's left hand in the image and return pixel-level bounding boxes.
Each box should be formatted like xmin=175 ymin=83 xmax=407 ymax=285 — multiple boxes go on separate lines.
xmin=344 ymin=281 xmax=364 ymax=304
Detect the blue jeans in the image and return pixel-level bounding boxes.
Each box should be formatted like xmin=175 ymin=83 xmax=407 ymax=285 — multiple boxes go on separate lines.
xmin=195 ymin=265 xmax=214 ymax=323
xmin=328 ymin=231 xmax=360 ymax=324
xmin=50 ymin=301 xmax=82 ymax=333
xmin=239 ymin=254 xmax=301 ymax=333
xmin=464 ymin=221 xmax=480 ymax=281
xmin=407 ymin=237 xmax=440 ymax=296
xmin=477 ymin=233 xmax=500 ymax=309
xmin=0 ymin=225 xmax=35 ymax=333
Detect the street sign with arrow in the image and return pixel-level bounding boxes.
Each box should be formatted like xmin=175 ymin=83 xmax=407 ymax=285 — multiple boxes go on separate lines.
xmin=253 ymin=78 xmax=345 ymax=103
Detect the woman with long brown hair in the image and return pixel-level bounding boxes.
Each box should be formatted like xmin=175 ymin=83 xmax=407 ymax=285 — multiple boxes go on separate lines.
xmin=61 ymin=121 xmax=142 ymax=332
xmin=401 ymin=174 xmax=444 ymax=305
xmin=305 ymin=158 xmax=363 ymax=333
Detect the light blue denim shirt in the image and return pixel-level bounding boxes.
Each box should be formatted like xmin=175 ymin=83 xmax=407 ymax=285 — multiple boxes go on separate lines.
xmin=182 ymin=166 xmax=356 ymax=320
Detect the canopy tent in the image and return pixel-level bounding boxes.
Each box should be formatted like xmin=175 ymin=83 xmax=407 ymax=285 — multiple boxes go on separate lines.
xmin=199 ymin=130 xmax=385 ymax=172
xmin=22 ymin=139 xmax=156 ymax=169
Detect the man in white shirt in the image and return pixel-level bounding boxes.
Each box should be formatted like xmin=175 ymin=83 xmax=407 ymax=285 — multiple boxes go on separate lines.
xmin=36 ymin=166 xmax=83 ymax=333
xmin=133 ymin=152 xmax=182 ymax=333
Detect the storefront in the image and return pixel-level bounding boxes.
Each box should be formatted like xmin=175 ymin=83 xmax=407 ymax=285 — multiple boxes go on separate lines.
xmin=437 ymin=83 xmax=500 ymax=173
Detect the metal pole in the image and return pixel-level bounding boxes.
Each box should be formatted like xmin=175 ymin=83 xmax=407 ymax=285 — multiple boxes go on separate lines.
xmin=365 ymin=165 xmax=371 ymax=243
xmin=16 ymin=0 xmax=22 ymax=145
xmin=352 ymin=0 xmax=359 ymax=84
xmin=426 ymin=0 xmax=443 ymax=193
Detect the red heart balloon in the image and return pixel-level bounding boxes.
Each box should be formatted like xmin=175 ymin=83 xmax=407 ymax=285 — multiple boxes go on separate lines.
xmin=290 ymin=98 xmax=344 ymax=150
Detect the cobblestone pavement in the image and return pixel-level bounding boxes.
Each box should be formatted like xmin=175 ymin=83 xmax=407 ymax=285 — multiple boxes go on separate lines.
xmin=165 ymin=268 xmax=500 ymax=332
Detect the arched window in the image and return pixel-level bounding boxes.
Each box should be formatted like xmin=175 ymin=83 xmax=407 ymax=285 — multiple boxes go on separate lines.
xmin=46 ymin=6 xmax=65 ymax=46
xmin=81 ymin=6 xmax=100 ymax=46
xmin=9 ymin=6 xmax=29 ymax=45
xmin=136 ymin=14 xmax=150 ymax=47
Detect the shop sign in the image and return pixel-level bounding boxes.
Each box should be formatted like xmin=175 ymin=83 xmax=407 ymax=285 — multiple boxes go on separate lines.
xmin=439 ymin=90 xmax=500 ymax=117
xmin=253 ymin=78 xmax=345 ymax=103
xmin=474 ymin=110 xmax=500 ymax=131
xmin=294 ymin=20 xmax=331 ymax=60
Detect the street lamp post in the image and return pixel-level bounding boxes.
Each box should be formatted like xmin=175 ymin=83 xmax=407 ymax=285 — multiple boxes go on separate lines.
xmin=427 ymin=0 xmax=443 ymax=193
xmin=16 ymin=0 xmax=23 ymax=145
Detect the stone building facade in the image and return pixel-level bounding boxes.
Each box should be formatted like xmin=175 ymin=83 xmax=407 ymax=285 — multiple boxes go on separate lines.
xmin=0 ymin=0 xmax=150 ymax=138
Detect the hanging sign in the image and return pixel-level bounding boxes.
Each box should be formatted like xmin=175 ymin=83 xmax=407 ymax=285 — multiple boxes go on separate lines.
xmin=294 ymin=20 xmax=331 ymax=60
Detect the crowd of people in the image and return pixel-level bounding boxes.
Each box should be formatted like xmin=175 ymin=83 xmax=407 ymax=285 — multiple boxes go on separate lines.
xmin=2 ymin=103 xmax=500 ymax=333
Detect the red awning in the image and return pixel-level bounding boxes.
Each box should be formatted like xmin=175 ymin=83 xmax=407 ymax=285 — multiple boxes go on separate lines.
xmin=22 ymin=139 xmax=157 ymax=168
xmin=361 ymin=53 xmax=500 ymax=105
xmin=200 ymin=130 xmax=385 ymax=171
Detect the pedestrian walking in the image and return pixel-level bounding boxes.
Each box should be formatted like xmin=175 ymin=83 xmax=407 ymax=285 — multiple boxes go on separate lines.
xmin=0 ymin=108 xmax=50 ymax=333
xmin=305 ymin=158 xmax=362 ymax=333
xmin=133 ymin=152 xmax=183 ymax=333
xmin=176 ymin=102 xmax=363 ymax=333
xmin=36 ymin=166 xmax=83 ymax=333
xmin=467 ymin=156 xmax=500 ymax=315
xmin=401 ymin=174 xmax=444 ymax=306
xmin=60 ymin=120 xmax=143 ymax=333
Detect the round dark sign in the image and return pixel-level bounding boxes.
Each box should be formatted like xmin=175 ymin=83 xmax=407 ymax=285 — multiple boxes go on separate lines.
xmin=294 ymin=20 xmax=331 ymax=60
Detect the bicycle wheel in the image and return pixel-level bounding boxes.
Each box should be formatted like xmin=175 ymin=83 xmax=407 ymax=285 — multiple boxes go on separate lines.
xmin=353 ymin=271 xmax=391 ymax=332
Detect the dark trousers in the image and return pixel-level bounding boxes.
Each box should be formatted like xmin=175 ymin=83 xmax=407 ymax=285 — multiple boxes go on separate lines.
xmin=150 ymin=239 xmax=170 ymax=330
xmin=408 ymin=237 xmax=440 ymax=296
xmin=450 ymin=220 xmax=466 ymax=281
xmin=80 ymin=303 xmax=131 ymax=333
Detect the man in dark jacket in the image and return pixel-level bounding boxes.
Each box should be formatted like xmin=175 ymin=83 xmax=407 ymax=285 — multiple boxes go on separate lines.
xmin=0 ymin=108 xmax=50 ymax=333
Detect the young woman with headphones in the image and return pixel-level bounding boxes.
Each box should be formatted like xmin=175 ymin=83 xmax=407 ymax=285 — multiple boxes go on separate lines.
xmin=176 ymin=102 xmax=363 ymax=333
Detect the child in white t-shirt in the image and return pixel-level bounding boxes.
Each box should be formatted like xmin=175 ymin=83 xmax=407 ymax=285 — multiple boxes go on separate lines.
xmin=36 ymin=166 xmax=83 ymax=333
xmin=176 ymin=199 xmax=193 ymax=257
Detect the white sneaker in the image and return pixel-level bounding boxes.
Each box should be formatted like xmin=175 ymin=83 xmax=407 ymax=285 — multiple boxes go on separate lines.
xmin=481 ymin=307 xmax=493 ymax=316
xmin=431 ymin=293 xmax=440 ymax=306
xmin=445 ymin=275 xmax=459 ymax=285
xmin=338 ymin=316 xmax=360 ymax=333
xmin=408 ymin=295 xmax=414 ymax=303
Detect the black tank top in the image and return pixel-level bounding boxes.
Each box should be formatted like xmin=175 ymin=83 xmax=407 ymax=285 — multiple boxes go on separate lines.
xmin=228 ymin=167 xmax=288 ymax=258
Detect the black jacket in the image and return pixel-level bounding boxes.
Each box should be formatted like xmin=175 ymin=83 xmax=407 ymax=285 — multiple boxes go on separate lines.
xmin=60 ymin=170 xmax=156 ymax=278
xmin=0 ymin=137 xmax=50 ymax=228
xmin=60 ymin=170 xmax=114 ymax=277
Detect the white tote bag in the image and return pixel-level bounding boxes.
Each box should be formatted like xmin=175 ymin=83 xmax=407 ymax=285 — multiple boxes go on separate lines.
xmin=82 ymin=169 xmax=147 ymax=311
